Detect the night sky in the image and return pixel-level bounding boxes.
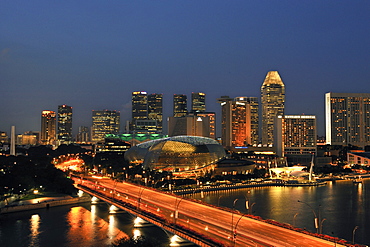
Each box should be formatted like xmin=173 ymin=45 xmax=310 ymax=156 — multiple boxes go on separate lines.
xmin=1 ymin=1 xmax=369 ymax=137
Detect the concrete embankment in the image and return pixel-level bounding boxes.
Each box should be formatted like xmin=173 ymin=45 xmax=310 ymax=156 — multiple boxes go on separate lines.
xmin=0 ymin=196 xmax=91 ymax=214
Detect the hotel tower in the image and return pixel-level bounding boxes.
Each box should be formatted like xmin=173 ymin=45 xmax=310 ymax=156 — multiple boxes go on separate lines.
xmin=325 ymin=92 xmax=370 ymax=147
xmin=261 ymin=71 xmax=285 ymax=146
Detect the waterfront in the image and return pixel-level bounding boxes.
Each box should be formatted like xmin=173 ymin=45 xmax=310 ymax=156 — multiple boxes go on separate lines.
xmin=0 ymin=179 xmax=369 ymax=246
xmin=0 ymin=202 xmax=172 ymax=247
xmin=196 ymin=178 xmax=370 ymax=246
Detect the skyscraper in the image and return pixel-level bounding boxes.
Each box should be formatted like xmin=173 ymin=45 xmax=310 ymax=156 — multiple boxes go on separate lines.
xmin=76 ymin=126 xmax=90 ymax=144
xmin=275 ymin=115 xmax=317 ymax=161
xmin=195 ymin=112 xmax=216 ymax=139
xmin=191 ymin=92 xmax=206 ymax=113
xmin=132 ymin=91 xmax=148 ymax=131
xmin=218 ymin=96 xmax=251 ymax=148
xmin=261 ymin=71 xmax=285 ymax=146
xmin=173 ymin=94 xmax=187 ymax=117
xmin=325 ymin=92 xmax=370 ymax=147
xmin=246 ymin=97 xmax=259 ymax=145
xmin=148 ymin=93 xmax=163 ymax=133
xmin=91 ymin=110 xmax=120 ymax=143
xmin=41 ymin=110 xmax=56 ymax=145
xmin=57 ymin=104 xmax=73 ymax=145
xmin=168 ymin=112 xmax=215 ymax=138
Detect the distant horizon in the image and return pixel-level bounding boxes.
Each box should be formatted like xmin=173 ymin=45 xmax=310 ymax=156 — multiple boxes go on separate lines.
xmin=2 ymin=1 xmax=369 ymax=139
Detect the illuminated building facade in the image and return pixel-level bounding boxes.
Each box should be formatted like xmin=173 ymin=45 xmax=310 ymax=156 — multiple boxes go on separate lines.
xmin=17 ymin=132 xmax=38 ymax=145
xmin=132 ymin=91 xmax=148 ymax=131
xmin=168 ymin=112 xmax=215 ymax=138
xmin=347 ymin=152 xmax=370 ymax=169
xmin=325 ymin=92 xmax=370 ymax=147
xmin=261 ymin=71 xmax=285 ymax=146
xmin=105 ymin=133 xmax=166 ymax=146
xmin=57 ymin=104 xmax=73 ymax=145
xmin=76 ymin=126 xmax=90 ymax=143
xmin=91 ymin=110 xmax=120 ymax=143
xmin=41 ymin=110 xmax=56 ymax=145
xmin=275 ymin=115 xmax=316 ymax=165
xmin=173 ymin=94 xmax=188 ymax=117
xmin=125 ymin=136 xmax=226 ymax=177
xmin=195 ymin=112 xmax=216 ymax=139
xmin=191 ymin=92 xmax=206 ymax=113
xmin=148 ymin=93 xmax=163 ymax=133
xmin=246 ymin=97 xmax=259 ymax=145
xmin=0 ymin=131 xmax=8 ymax=143
xmin=95 ymin=138 xmax=131 ymax=155
xmin=132 ymin=91 xmax=163 ymax=134
xmin=218 ymin=96 xmax=251 ymax=149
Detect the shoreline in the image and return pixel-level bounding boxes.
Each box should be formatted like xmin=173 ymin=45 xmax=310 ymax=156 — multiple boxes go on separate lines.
xmin=0 ymin=195 xmax=91 ymax=215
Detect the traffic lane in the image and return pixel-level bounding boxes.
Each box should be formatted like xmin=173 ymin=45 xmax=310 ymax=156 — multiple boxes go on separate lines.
xmin=86 ymin=178 xmax=344 ymax=247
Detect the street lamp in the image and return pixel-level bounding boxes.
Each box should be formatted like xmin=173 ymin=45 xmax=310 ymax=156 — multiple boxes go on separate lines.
xmin=320 ymin=218 xmax=326 ymax=234
xmin=293 ymin=212 xmax=299 ymax=227
xmin=233 ymin=214 xmax=246 ymax=246
xmin=174 ymin=197 xmax=184 ymax=224
xmin=217 ymin=195 xmax=224 ymax=207
xmin=352 ymin=226 xmax=359 ymax=244
xmin=298 ymin=200 xmax=319 ymax=234
xmin=137 ymin=187 xmax=146 ymax=210
xmin=231 ymin=199 xmax=239 ymax=242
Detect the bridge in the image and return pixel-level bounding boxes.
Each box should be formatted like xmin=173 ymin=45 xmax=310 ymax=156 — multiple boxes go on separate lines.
xmin=73 ymin=176 xmax=347 ymax=247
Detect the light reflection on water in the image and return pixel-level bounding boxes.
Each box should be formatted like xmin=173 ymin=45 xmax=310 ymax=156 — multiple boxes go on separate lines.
xmin=29 ymin=214 xmax=40 ymax=247
xmin=0 ymin=202 xmax=171 ymax=247
xmin=66 ymin=206 xmax=128 ymax=246
xmin=197 ymin=179 xmax=370 ymax=245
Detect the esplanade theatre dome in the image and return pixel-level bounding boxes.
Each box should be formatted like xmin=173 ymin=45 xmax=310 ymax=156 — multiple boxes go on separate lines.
xmin=124 ymin=136 xmax=226 ymax=175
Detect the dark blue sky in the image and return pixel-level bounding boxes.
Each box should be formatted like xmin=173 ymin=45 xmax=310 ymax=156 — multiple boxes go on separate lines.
xmin=1 ymin=1 xmax=369 ymax=137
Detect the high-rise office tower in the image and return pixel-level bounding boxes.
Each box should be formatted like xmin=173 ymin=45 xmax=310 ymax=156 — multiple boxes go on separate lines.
xmin=41 ymin=110 xmax=56 ymax=145
xmin=275 ymin=115 xmax=317 ymax=159
xmin=191 ymin=92 xmax=206 ymax=113
xmin=173 ymin=94 xmax=187 ymax=117
xmin=218 ymin=96 xmax=251 ymax=148
xmin=325 ymin=92 xmax=370 ymax=147
xmin=57 ymin=104 xmax=73 ymax=145
xmin=195 ymin=112 xmax=216 ymax=139
xmin=246 ymin=97 xmax=259 ymax=145
xmin=148 ymin=93 xmax=163 ymax=133
xmin=168 ymin=112 xmax=215 ymax=139
xmin=261 ymin=71 xmax=285 ymax=146
xmin=91 ymin=110 xmax=120 ymax=143
xmin=132 ymin=91 xmax=148 ymax=131
xmin=76 ymin=126 xmax=90 ymax=143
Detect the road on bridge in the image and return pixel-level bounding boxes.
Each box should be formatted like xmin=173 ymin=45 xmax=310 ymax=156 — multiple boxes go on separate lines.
xmin=76 ymin=176 xmax=345 ymax=247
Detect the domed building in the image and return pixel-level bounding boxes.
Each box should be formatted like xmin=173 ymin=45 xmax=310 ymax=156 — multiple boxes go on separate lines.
xmin=124 ymin=136 xmax=226 ymax=177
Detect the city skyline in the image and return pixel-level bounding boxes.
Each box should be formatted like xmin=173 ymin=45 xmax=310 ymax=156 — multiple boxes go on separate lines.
xmin=2 ymin=1 xmax=369 ymax=136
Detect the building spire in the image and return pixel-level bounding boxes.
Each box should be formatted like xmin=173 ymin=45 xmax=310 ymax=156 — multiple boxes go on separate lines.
xmin=262 ymin=71 xmax=284 ymax=86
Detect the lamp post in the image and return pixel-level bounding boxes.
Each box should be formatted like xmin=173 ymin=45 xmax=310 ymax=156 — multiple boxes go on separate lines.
xmin=174 ymin=197 xmax=184 ymax=224
xmin=320 ymin=218 xmax=326 ymax=234
xmin=233 ymin=214 xmax=246 ymax=246
xmin=250 ymin=202 xmax=256 ymax=215
xmin=298 ymin=200 xmax=319 ymax=234
xmin=231 ymin=199 xmax=239 ymax=242
xmin=137 ymin=187 xmax=146 ymax=210
xmin=293 ymin=212 xmax=299 ymax=227
xmin=352 ymin=226 xmax=359 ymax=244
xmin=217 ymin=195 xmax=224 ymax=207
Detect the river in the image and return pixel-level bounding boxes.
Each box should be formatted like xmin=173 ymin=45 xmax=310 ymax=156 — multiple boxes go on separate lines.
xmin=0 ymin=179 xmax=369 ymax=246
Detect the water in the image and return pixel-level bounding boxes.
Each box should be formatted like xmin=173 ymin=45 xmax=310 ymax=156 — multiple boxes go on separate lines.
xmin=196 ymin=179 xmax=370 ymax=246
xmin=1 ymin=179 xmax=369 ymax=246
xmin=0 ymin=202 xmax=171 ymax=247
